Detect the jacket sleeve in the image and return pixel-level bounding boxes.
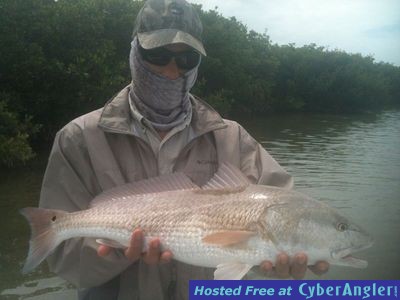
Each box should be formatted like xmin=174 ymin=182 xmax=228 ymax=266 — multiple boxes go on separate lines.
xmin=39 ymin=122 xmax=132 ymax=288
xmin=214 ymin=119 xmax=293 ymax=189
xmin=238 ymin=123 xmax=294 ymax=189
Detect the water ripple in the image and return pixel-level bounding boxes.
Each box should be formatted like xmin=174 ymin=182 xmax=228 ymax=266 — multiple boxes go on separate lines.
xmin=246 ymin=110 xmax=400 ymax=279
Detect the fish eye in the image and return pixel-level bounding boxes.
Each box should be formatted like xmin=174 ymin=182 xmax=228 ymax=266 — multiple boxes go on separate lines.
xmin=51 ymin=216 xmax=57 ymax=222
xmin=336 ymin=222 xmax=348 ymax=232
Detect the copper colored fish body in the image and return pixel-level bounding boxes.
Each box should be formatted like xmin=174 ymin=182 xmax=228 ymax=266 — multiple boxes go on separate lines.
xmin=21 ymin=164 xmax=373 ymax=280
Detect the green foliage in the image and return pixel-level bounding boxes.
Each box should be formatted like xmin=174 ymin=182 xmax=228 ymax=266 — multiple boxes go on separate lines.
xmin=0 ymin=0 xmax=142 ymax=140
xmin=0 ymin=0 xmax=399 ymax=167
xmin=203 ymin=89 xmax=234 ymax=116
xmin=270 ymin=44 xmax=399 ymax=113
xmin=195 ymin=9 xmax=279 ymax=114
xmin=0 ymin=95 xmax=39 ymax=167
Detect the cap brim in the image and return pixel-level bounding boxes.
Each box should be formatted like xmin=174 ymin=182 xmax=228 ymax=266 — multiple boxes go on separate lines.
xmin=138 ymin=29 xmax=206 ymax=56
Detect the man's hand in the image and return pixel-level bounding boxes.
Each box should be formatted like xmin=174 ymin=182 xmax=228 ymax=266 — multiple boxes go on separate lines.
xmin=259 ymin=253 xmax=329 ymax=279
xmin=97 ymin=228 xmax=173 ymax=265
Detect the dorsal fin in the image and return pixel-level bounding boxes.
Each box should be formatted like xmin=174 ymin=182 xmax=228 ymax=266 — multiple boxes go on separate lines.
xmin=201 ymin=163 xmax=250 ymax=191
xmin=90 ymin=172 xmax=199 ymax=207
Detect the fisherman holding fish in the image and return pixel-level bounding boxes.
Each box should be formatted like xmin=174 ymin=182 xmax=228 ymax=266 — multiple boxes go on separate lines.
xmin=31 ymin=0 xmax=333 ymax=299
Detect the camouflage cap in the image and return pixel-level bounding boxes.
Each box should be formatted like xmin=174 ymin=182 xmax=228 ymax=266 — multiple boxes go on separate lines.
xmin=133 ymin=0 xmax=206 ymax=56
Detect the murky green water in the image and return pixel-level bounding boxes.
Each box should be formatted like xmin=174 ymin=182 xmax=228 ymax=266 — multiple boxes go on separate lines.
xmin=242 ymin=110 xmax=400 ymax=280
xmin=1 ymin=110 xmax=399 ymax=299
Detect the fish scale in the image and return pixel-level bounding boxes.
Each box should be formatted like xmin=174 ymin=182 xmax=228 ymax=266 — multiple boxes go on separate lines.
xmin=20 ymin=163 xmax=373 ymax=280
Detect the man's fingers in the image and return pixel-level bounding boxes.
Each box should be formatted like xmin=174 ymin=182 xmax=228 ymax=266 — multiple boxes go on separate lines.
xmin=259 ymin=260 xmax=274 ymax=277
xmin=291 ymin=253 xmax=308 ymax=279
xmin=143 ymin=239 xmax=161 ymax=265
xmin=259 ymin=260 xmax=273 ymax=273
xmin=125 ymin=229 xmax=144 ymax=261
xmin=275 ymin=253 xmax=291 ymax=278
xmin=309 ymin=261 xmax=330 ymax=276
xmin=160 ymin=250 xmax=173 ymax=264
xmin=97 ymin=245 xmax=112 ymax=257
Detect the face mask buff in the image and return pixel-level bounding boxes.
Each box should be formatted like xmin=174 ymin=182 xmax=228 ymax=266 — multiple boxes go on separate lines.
xmin=129 ymin=38 xmax=199 ymax=131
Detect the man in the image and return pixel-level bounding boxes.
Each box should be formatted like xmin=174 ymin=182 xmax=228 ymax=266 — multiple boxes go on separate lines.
xmin=39 ymin=0 xmax=328 ymax=299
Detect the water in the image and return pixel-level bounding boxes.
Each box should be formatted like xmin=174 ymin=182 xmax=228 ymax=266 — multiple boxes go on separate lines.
xmin=0 ymin=154 xmax=75 ymax=299
xmin=1 ymin=110 xmax=399 ymax=298
xmin=242 ymin=110 xmax=400 ymax=280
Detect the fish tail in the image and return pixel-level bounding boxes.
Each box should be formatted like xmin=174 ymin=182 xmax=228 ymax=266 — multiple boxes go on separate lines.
xmin=20 ymin=207 xmax=66 ymax=273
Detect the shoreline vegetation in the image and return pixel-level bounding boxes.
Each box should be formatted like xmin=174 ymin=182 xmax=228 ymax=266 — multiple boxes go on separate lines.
xmin=1 ymin=0 xmax=399 ymax=167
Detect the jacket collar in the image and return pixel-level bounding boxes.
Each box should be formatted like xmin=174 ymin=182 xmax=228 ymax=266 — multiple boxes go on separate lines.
xmin=98 ymin=85 xmax=227 ymax=137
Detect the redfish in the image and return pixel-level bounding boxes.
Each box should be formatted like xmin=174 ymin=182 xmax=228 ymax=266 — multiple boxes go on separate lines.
xmin=21 ymin=164 xmax=373 ymax=280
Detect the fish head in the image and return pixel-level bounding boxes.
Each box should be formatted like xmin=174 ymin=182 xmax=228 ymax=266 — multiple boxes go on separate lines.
xmin=321 ymin=210 xmax=374 ymax=268
xmin=260 ymin=194 xmax=374 ymax=268
xmin=302 ymin=206 xmax=373 ymax=268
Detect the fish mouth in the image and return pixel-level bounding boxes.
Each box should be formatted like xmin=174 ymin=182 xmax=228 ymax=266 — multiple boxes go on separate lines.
xmin=331 ymin=240 xmax=374 ymax=269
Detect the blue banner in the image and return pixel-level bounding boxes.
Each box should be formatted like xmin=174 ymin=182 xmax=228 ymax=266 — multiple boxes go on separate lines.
xmin=189 ymin=280 xmax=399 ymax=300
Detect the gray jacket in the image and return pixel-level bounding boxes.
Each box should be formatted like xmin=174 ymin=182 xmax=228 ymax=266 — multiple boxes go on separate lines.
xmin=39 ymin=86 xmax=293 ymax=300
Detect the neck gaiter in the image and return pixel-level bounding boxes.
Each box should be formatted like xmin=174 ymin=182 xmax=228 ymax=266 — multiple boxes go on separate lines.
xmin=129 ymin=38 xmax=199 ymax=131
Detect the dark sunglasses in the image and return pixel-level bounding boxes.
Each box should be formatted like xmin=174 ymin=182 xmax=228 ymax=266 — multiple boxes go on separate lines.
xmin=138 ymin=45 xmax=201 ymax=70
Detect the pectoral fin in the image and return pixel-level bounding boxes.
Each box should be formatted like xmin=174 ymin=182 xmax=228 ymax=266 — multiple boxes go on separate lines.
xmin=214 ymin=263 xmax=252 ymax=280
xmin=96 ymin=239 xmax=126 ymax=249
xmin=202 ymin=231 xmax=255 ymax=247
